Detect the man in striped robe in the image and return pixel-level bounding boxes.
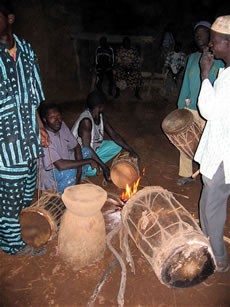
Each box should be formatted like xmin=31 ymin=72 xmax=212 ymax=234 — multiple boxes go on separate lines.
xmin=0 ymin=1 xmax=48 ymax=255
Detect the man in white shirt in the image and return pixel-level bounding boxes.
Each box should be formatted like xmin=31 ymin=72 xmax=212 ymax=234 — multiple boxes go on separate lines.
xmin=194 ymin=15 xmax=230 ymax=273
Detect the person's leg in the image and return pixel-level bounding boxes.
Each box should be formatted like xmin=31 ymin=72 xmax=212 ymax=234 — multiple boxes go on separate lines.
xmin=200 ymin=163 xmax=230 ymax=266
xmin=106 ymin=70 xmax=114 ymax=96
xmin=52 ymin=168 xmax=77 ymax=194
xmin=177 ymin=153 xmax=193 ymax=185
xmin=82 ymin=141 xmax=122 ymax=177
xmin=114 ymin=87 xmax=120 ymax=98
xmin=0 ymin=161 xmax=37 ymax=255
xmin=96 ymin=70 xmax=104 ymax=92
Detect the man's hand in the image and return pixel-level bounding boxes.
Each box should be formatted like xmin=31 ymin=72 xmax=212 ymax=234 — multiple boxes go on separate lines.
xmin=102 ymin=165 xmax=111 ymax=182
xmin=89 ymin=159 xmax=101 ymax=176
xmin=200 ymin=47 xmax=214 ymax=80
xmin=40 ymin=128 xmax=49 ymax=147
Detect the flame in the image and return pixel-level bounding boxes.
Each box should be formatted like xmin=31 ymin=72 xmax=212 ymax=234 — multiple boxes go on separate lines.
xmin=121 ymin=177 xmax=141 ymax=202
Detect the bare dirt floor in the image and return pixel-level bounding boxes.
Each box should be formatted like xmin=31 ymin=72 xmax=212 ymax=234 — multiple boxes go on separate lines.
xmin=1 ymin=87 xmax=230 ymax=307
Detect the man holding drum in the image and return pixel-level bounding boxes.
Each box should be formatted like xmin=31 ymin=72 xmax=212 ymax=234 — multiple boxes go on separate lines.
xmin=194 ymin=15 xmax=230 ymax=273
xmin=177 ymin=21 xmax=224 ymax=186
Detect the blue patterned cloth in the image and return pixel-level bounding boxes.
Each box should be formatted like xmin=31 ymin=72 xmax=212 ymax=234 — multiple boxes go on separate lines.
xmin=51 ymin=168 xmax=77 ymax=194
xmin=0 ymin=35 xmax=44 ymax=254
xmin=0 ymin=161 xmax=37 ymax=254
xmin=81 ymin=140 xmax=122 ymax=177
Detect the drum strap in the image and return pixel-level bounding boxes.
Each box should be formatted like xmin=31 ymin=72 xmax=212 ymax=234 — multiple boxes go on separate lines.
xmin=37 ymin=146 xmax=59 ymax=202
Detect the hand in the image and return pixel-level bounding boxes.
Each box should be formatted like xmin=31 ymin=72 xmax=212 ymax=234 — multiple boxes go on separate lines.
xmin=185 ymin=98 xmax=190 ymax=107
xmin=200 ymin=47 xmax=214 ymax=80
xmin=102 ymin=165 xmax=111 ymax=182
xmin=89 ymin=159 xmax=100 ymax=175
xmin=40 ymin=128 xmax=49 ymax=147
xmin=129 ymin=150 xmax=139 ymax=161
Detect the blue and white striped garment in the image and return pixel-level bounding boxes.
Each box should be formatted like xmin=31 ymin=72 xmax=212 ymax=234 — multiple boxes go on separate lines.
xmin=0 ymin=35 xmax=44 ymax=254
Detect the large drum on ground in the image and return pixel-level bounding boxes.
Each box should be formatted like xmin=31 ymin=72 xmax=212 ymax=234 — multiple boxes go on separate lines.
xmin=110 ymin=151 xmax=140 ymax=189
xmin=161 ymin=109 xmax=202 ymax=159
xmin=20 ymin=192 xmax=65 ymax=248
xmin=120 ymin=186 xmax=215 ymax=288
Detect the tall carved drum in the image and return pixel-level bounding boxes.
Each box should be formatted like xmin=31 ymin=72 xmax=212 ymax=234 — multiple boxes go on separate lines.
xmin=58 ymin=184 xmax=107 ymax=270
xmin=121 ymin=186 xmax=215 ymax=288
xmin=161 ymin=109 xmax=202 ymax=159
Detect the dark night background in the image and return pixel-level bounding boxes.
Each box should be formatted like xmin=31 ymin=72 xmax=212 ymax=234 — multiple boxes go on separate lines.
xmin=11 ymin=0 xmax=230 ymax=102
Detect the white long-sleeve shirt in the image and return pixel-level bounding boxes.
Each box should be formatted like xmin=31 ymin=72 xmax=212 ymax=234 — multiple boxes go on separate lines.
xmin=194 ymin=67 xmax=230 ymax=183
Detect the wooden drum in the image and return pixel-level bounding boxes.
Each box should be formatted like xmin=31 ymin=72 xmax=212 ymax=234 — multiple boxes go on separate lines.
xmin=20 ymin=192 xmax=66 ymax=248
xmin=161 ymin=109 xmax=202 ymax=160
xmin=121 ymin=186 xmax=215 ymax=288
xmin=110 ymin=151 xmax=140 ymax=189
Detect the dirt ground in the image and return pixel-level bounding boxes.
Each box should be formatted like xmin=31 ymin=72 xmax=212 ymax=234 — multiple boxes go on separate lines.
xmin=1 ymin=87 xmax=230 ymax=307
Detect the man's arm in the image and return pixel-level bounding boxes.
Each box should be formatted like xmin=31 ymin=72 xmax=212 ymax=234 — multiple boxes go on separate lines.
xmin=104 ymin=118 xmax=139 ymax=160
xmin=36 ymin=110 xmax=49 ymax=147
xmin=79 ymin=118 xmax=110 ymax=180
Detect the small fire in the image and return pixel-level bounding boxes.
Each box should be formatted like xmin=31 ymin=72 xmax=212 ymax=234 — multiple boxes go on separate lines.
xmin=121 ymin=177 xmax=141 ymax=203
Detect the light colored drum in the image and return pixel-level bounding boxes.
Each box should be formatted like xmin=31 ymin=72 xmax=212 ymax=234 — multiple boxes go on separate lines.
xmin=121 ymin=186 xmax=215 ymax=288
xmin=110 ymin=151 xmax=140 ymax=189
xmin=20 ymin=192 xmax=65 ymax=248
xmin=161 ymin=109 xmax=202 ymax=159
xmin=58 ymin=184 xmax=107 ymax=270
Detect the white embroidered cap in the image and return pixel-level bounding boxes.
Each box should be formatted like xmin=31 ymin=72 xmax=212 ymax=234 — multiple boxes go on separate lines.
xmin=211 ymin=15 xmax=230 ymax=35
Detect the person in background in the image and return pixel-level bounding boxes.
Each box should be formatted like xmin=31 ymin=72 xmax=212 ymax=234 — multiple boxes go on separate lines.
xmin=194 ymin=15 xmax=230 ymax=272
xmin=0 ymin=1 xmax=48 ymax=256
xmin=162 ymin=41 xmax=186 ymax=92
xmin=95 ymin=36 xmax=114 ymax=96
xmin=114 ymin=36 xmax=142 ymax=99
xmin=71 ymin=90 xmax=139 ymax=181
xmin=39 ymin=103 xmax=99 ymax=194
xmin=176 ymin=20 xmax=224 ymax=186
xmin=160 ymin=22 xmax=176 ymax=63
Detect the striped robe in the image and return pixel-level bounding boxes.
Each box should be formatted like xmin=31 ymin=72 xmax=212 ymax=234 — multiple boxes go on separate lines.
xmin=0 ymin=35 xmax=44 ymax=254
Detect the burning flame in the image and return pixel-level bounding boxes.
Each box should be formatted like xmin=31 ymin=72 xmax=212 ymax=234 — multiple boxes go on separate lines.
xmin=121 ymin=177 xmax=141 ymax=203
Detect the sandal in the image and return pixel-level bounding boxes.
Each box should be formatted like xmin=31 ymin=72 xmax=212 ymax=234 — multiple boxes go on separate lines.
xmin=16 ymin=245 xmax=46 ymax=256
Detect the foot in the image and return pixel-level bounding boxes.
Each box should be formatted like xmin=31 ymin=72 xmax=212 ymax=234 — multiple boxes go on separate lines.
xmin=114 ymin=88 xmax=120 ymax=99
xmin=216 ymin=260 xmax=230 ymax=273
xmin=16 ymin=245 xmax=46 ymax=256
xmin=135 ymin=92 xmax=142 ymax=100
xmin=177 ymin=176 xmax=194 ymax=186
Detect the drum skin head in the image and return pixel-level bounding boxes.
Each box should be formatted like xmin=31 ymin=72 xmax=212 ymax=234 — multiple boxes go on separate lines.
xmin=20 ymin=209 xmax=53 ymax=248
xmin=61 ymin=184 xmax=107 ymax=216
xmin=162 ymin=109 xmax=193 ymax=134
xmin=110 ymin=161 xmax=139 ymax=189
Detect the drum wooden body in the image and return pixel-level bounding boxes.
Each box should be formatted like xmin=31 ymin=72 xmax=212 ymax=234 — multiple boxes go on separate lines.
xmin=110 ymin=151 xmax=140 ymax=189
xmin=161 ymin=109 xmax=202 ymax=159
xmin=121 ymin=186 xmax=215 ymax=288
xmin=20 ymin=192 xmax=65 ymax=248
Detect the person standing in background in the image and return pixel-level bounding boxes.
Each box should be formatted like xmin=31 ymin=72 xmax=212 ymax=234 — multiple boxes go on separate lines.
xmin=176 ymin=21 xmax=224 ymax=186
xmin=95 ymin=36 xmax=114 ymax=96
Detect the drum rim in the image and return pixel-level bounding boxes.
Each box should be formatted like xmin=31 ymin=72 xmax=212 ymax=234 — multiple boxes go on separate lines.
xmin=162 ymin=109 xmax=194 ymax=134
xmin=20 ymin=207 xmax=56 ymax=246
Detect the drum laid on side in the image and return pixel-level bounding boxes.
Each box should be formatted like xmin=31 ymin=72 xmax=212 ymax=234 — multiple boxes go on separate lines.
xmin=121 ymin=186 xmax=215 ymax=288
xmin=20 ymin=192 xmax=65 ymax=248
xmin=161 ymin=109 xmax=202 ymax=160
xmin=110 ymin=151 xmax=140 ymax=189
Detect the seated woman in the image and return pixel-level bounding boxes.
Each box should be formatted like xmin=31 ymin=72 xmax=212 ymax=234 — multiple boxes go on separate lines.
xmin=114 ymin=36 xmax=143 ymax=99
xmin=39 ymin=103 xmax=99 ymax=194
